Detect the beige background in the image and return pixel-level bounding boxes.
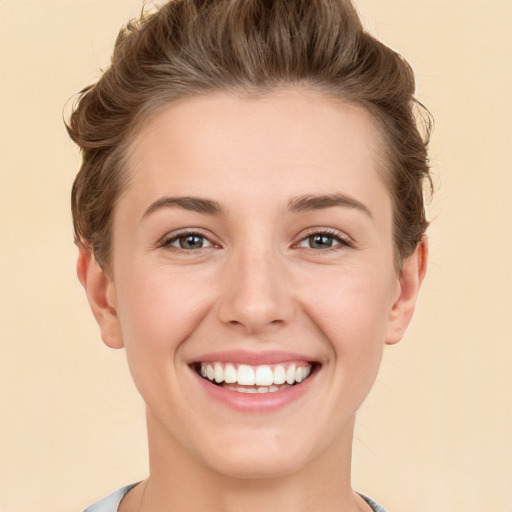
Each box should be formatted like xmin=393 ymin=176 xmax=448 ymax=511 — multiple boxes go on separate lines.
xmin=1 ymin=1 xmax=511 ymax=511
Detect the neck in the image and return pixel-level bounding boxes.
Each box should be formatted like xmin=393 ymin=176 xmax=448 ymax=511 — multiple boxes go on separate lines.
xmin=127 ymin=412 xmax=367 ymax=512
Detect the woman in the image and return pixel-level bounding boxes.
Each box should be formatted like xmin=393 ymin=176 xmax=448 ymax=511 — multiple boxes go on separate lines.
xmin=68 ymin=0 xmax=431 ymax=510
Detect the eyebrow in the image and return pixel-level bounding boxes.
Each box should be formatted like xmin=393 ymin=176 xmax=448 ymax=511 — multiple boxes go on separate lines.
xmin=141 ymin=192 xmax=372 ymax=220
xmin=287 ymin=193 xmax=373 ymax=218
xmin=142 ymin=196 xmax=223 ymax=219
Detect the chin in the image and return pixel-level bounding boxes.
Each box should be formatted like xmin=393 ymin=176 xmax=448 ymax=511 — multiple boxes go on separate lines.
xmin=207 ymin=451 xmax=309 ymax=480
xmin=197 ymin=431 xmax=317 ymax=480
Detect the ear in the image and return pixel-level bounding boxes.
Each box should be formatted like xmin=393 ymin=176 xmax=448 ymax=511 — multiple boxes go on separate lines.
xmin=385 ymin=236 xmax=428 ymax=345
xmin=76 ymin=245 xmax=124 ymax=349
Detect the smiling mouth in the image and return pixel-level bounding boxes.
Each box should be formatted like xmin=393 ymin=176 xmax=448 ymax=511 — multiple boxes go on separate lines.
xmin=192 ymin=361 xmax=318 ymax=394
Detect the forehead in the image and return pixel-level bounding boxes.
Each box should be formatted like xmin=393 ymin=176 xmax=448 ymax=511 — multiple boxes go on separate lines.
xmin=124 ymin=89 xmax=390 ymax=216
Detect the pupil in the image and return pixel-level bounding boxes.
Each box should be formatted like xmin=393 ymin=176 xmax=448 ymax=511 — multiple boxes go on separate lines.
xmin=180 ymin=235 xmax=203 ymax=249
xmin=310 ymin=234 xmax=332 ymax=248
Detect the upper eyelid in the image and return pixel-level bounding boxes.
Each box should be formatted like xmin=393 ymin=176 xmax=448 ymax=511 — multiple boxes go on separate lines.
xmin=159 ymin=228 xmax=217 ymax=246
xmin=295 ymin=227 xmax=352 ymax=243
xmin=295 ymin=229 xmax=356 ymax=253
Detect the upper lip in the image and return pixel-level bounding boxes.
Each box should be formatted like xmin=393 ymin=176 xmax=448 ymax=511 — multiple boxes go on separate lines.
xmin=188 ymin=350 xmax=317 ymax=366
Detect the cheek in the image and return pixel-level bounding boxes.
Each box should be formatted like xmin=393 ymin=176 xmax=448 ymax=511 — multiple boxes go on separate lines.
xmin=111 ymin=265 xmax=220 ymax=421
xmin=306 ymin=262 xmax=393 ymax=336
xmin=301 ymin=264 xmax=395 ymax=382
xmin=113 ymin=265 xmax=214 ymax=374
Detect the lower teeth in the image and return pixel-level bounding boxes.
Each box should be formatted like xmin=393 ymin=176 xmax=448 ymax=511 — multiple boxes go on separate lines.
xmin=221 ymin=383 xmax=292 ymax=394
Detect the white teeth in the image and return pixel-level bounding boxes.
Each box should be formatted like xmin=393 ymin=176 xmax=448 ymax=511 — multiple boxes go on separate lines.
xmin=286 ymin=364 xmax=296 ymax=385
xmin=255 ymin=365 xmax=274 ymax=386
xmin=214 ymin=362 xmax=224 ymax=383
xmin=223 ymin=383 xmax=291 ymax=393
xmin=273 ymin=365 xmax=286 ymax=385
xmin=198 ymin=361 xmax=313 ymax=389
xmin=237 ymin=365 xmax=255 ymax=386
xmin=224 ymin=363 xmax=237 ymax=383
xmin=296 ymin=366 xmax=311 ymax=382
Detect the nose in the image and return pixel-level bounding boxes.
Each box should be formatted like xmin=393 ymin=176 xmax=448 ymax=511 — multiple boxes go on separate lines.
xmin=216 ymin=245 xmax=295 ymax=335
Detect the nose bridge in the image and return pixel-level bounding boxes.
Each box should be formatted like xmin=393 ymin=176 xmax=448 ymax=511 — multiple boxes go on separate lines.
xmin=217 ymin=236 xmax=293 ymax=333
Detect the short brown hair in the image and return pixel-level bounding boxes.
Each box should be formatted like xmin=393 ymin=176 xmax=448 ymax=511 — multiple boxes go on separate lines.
xmin=67 ymin=0 xmax=432 ymax=271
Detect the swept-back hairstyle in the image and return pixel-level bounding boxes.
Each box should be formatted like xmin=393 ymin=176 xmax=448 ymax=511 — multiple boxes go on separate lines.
xmin=67 ymin=0 xmax=432 ymax=270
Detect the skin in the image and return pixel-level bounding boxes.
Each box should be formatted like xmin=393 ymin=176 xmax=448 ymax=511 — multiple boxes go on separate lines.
xmin=78 ymin=89 xmax=427 ymax=512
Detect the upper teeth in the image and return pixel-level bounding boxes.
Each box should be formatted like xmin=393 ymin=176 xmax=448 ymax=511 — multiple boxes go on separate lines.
xmin=199 ymin=362 xmax=312 ymax=386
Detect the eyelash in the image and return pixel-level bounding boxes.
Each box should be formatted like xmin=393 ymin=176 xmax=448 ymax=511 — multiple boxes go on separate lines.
xmin=160 ymin=229 xmax=215 ymax=252
xmin=159 ymin=228 xmax=352 ymax=253
xmin=295 ymin=228 xmax=353 ymax=252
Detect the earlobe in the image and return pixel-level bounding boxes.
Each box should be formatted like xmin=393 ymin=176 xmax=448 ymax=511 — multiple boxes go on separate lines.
xmin=77 ymin=246 xmax=124 ymax=349
xmin=385 ymin=236 xmax=428 ymax=345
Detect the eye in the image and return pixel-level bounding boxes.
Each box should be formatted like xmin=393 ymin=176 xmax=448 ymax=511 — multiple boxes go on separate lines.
xmin=296 ymin=230 xmax=351 ymax=250
xmin=162 ymin=231 xmax=214 ymax=251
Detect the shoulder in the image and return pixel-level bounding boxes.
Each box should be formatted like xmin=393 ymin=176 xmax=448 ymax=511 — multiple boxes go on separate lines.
xmin=83 ymin=483 xmax=139 ymax=512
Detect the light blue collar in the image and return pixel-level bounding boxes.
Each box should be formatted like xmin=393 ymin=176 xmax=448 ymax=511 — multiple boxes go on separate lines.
xmin=83 ymin=483 xmax=139 ymax=512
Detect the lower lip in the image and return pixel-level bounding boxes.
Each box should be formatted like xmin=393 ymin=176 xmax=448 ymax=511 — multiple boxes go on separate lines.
xmin=192 ymin=368 xmax=317 ymax=413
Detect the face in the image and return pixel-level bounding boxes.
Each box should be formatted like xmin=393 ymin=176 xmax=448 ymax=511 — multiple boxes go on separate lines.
xmin=80 ymin=89 xmax=425 ymax=480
